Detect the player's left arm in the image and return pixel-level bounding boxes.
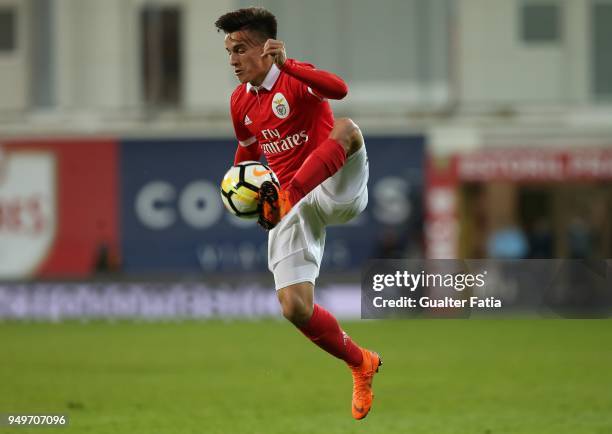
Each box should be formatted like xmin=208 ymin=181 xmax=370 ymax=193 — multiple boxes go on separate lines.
xmin=262 ymin=39 xmax=348 ymax=100
xmin=230 ymin=95 xmax=262 ymax=165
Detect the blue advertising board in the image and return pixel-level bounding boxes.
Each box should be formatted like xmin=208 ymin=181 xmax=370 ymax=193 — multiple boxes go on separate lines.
xmin=120 ymin=136 xmax=424 ymax=273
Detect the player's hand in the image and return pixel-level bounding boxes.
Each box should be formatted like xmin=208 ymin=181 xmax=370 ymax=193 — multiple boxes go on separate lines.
xmin=261 ymin=39 xmax=287 ymax=68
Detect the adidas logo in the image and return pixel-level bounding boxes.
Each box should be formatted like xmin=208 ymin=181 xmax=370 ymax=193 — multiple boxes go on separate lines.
xmin=244 ymin=115 xmax=252 ymax=125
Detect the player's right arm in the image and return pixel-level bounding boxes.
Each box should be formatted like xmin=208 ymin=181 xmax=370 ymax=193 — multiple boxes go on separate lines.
xmin=230 ymin=94 xmax=261 ymax=165
xmin=261 ymin=39 xmax=348 ymax=100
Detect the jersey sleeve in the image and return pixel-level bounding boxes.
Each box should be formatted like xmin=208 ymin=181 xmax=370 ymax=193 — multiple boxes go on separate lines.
xmin=234 ymin=142 xmax=262 ymax=165
xmin=230 ymin=92 xmax=257 ymax=147
xmin=281 ymin=59 xmax=348 ymax=101
xmin=230 ymin=93 xmax=261 ymax=164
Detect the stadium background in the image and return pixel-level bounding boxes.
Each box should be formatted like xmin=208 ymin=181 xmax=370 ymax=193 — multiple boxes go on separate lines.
xmin=0 ymin=1 xmax=611 ymax=433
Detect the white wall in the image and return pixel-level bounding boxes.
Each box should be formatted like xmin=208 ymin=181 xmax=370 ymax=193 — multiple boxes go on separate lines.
xmin=51 ymin=0 xmax=235 ymax=112
xmin=0 ymin=0 xmax=607 ymax=128
xmin=54 ymin=0 xmax=130 ymax=110
xmin=0 ymin=0 xmax=29 ymax=112
xmin=250 ymin=0 xmax=451 ymax=109
xmin=41 ymin=0 xmax=454 ymax=115
xmin=184 ymin=0 xmax=236 ymax=111
xmin=457 ymin=0 xmax=590 ymax=104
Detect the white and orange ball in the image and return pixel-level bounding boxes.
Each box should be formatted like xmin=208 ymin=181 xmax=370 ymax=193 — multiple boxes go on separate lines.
xmin=220 ymin=161 xmax=279 ymax=218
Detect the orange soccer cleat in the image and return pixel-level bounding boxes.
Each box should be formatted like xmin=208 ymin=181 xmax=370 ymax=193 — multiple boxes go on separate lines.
xmin=257 ymin=181 xmax=293 ymax=230
xmin=350 ymin=348 xmax=382 ymax=420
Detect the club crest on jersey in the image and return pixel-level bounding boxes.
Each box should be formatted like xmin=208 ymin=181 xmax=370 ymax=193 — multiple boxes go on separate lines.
xmin=272 ymin=92 xmax=290 ymax=119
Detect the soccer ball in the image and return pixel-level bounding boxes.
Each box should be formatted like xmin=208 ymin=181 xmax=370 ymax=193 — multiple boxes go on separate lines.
xmin=220 ymin=161 xmax=279 ymax=218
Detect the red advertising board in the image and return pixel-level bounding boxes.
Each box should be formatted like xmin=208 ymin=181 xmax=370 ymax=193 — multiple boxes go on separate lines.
xmin=425 ymin=147 xmax=612 ymax=259
xmin=424 ymin=155 xmax=459 ymax=259
xmin=458 ymin=149 xmax=612 ymax=182
xmin=0 ymin=139 xmax=119 ymax=278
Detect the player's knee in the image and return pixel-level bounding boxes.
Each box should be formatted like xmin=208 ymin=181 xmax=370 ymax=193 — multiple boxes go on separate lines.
xmin=279 ymin=298 xmax=313 ymax=325
xmin=330 ymin=118 xmax=363 ymax=157
xmin=277 ymin=285 xmax=313 ymax=326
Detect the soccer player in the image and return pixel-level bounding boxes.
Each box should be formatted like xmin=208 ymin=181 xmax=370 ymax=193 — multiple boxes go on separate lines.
xmin=215 ymin=7 xmax=381 ymax=420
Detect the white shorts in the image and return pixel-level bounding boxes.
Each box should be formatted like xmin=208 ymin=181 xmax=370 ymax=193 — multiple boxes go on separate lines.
xmin=268 ymin=145 xmax=369 ymax=290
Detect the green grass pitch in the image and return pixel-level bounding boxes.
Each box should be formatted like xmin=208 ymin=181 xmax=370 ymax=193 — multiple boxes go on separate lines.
xmin=1 ymin=319 xmax=611 ymax=433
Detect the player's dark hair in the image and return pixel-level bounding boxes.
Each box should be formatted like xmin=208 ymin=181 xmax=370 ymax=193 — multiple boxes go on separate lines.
xmin=215 ymin=7 xmax=277 ymax=41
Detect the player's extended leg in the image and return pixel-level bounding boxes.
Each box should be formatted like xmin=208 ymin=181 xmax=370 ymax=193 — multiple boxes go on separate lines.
xmin=278 ymin=281 xmax=382 ymax=420
xmin=258 ymin=118 xmax=363 ymax=230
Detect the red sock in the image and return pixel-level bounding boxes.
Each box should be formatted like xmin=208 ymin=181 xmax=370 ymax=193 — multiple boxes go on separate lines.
xmin=285 ymin=138 xmax=346 ymax=204
xmin=298 ymin=304 xmax=363 ymax=367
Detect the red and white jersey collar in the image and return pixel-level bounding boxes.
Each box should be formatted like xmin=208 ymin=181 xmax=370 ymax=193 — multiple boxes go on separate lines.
xmin=246 ymin=64 xmax=281 ymax=93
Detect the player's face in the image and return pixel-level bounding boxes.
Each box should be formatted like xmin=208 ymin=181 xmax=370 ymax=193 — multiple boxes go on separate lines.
xmin=224 ymin=31 xmax=272 ymax=85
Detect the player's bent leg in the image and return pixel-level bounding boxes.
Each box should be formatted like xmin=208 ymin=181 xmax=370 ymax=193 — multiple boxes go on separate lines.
xmin=258 ymin=138 xmax=346 ymax=230
xmin=257 ymin=119 xmax=364 ymax=231
xmin=265 ymin=123 xmax=350 ymax=222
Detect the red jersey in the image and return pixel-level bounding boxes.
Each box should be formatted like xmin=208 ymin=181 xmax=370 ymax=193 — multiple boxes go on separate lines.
xmin=230 ymin=60 xmax=336 ymax=187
